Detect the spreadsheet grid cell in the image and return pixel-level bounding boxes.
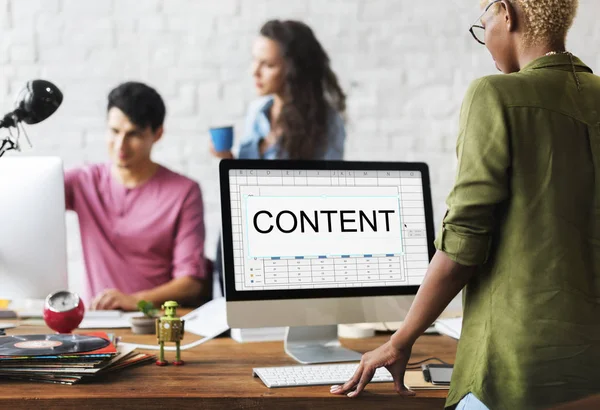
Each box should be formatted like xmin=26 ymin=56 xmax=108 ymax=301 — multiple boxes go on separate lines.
xmin=228 ymin=170 xmax=429 ymax=291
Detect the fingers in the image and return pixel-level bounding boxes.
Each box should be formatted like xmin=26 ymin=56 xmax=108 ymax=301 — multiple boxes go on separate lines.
xmin=209 ymin=144 xmax=233 ymax=159
xmin=92 ymin=290 xmax=119 ymax=310
xmin=349 ymin=368 xmax=375 ymax=397
xmin=94 ymin=294 xmax=112 ymax=310
xmin=393 ymin=379 xmax=416 ymax=397
xmin=330 ymin=364 xmax=375 ymax=398
xmin=340 ymin=365 xmax=362 ymax=393
xmin=389 ymin=366 xmax=416 ymax=397
xmin=331 ymin=341 xmax=417 ymax=398
xmin=91 ymin=293 xmax=105 ymax=310
xmin=331 ymin=366 xmax=415 ymax=399
xmin=330 ymin=364 xmax=363 ymax=395
xmin=103 ymin=296 xmax=120 ymax=310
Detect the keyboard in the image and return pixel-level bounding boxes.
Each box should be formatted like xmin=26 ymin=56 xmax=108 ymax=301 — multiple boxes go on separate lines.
xmin=253 ymin=363 xmax=394 ymax=388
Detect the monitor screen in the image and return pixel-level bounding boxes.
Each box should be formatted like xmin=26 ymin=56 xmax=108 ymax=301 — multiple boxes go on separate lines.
xmin=221 ymin=161 xmax=434 ymax=300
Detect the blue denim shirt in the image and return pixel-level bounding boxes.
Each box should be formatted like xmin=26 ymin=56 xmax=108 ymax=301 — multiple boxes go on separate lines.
xmin=237 ymin=96 xmax=346 ymax=160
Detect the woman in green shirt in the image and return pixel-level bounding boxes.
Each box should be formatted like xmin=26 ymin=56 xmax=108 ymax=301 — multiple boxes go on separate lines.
xmin=331 ymin=1 xmax=600 ymax=409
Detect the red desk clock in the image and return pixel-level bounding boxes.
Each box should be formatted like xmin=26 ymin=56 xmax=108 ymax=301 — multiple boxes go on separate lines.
xmin=43 ymin=291 xmax=85 ymax=334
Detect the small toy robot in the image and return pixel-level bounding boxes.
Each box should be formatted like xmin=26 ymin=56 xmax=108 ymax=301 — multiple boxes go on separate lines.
xmin=156 ymin=301 xmax=185 ymax=366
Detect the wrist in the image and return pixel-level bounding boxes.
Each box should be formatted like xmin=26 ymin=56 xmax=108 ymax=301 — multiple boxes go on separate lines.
xmin=390 ymin=326 xmax=417 ymax=351
xmin=131 ymin=291 xmax=146 ymax=304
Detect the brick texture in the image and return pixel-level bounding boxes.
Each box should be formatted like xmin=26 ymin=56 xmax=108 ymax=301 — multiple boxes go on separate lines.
xmin=1 ymin=0 xmax=598 ymax=295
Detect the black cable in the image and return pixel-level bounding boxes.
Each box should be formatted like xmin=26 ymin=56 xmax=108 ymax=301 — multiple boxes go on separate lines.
xmin=406 ymin=356 xmax=449 ymax=370
xmin=378 ymin=324 xmax=451 ymax=368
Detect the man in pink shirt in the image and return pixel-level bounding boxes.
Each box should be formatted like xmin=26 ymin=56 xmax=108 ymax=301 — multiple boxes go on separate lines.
xmin=65 ymin=82 xmax=206 ymax=311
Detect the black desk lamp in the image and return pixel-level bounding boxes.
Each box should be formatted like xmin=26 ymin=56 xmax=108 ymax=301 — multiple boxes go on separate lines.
xmin=0 ymin=80 xmax=63 ymax=157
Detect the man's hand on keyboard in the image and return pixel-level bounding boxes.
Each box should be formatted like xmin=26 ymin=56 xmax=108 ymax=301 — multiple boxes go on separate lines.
xmin=329 ymin=340 xmax=415 ymax=398
xmin=91 ymin=289 xmax=138 ymax=311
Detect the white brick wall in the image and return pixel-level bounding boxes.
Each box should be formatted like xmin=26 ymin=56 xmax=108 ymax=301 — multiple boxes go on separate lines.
xmin=1 ymin=0 xmax=599 ymax=296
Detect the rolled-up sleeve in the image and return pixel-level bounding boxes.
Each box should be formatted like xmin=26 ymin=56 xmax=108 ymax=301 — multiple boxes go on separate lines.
xmin=172 ymin=183 xmax=206 ymax=280
xmin=434 ymin=78 xmax=510 ymax=266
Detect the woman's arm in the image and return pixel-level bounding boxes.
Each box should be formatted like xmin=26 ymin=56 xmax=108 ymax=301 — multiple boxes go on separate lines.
xmin=331 ymin=251 xmax=475 ymax=397
xmin=391 ymin=251 xmax=475 ymax=348
xmin=334 ymin=77 xmax=511 ymax=398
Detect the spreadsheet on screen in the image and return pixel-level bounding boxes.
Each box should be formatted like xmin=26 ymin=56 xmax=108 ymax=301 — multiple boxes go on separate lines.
xmin=228 ymin=168 xmax=429 ymax=292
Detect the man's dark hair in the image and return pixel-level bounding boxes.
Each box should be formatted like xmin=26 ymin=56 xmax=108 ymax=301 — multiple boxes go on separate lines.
xmin=107 ymin=82 xmax=166 ymax=131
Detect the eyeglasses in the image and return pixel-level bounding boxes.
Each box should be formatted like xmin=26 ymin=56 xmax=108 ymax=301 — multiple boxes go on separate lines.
xmin=469 ymin=0 xmax=502 ymax=45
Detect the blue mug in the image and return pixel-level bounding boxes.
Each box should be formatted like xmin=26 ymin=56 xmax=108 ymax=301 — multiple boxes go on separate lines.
xmin=210 ymin=126 xmax=234 ymax=152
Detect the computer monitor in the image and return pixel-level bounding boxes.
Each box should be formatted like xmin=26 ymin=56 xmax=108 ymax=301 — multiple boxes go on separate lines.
xmin=0 ymin=157 xmax=69 ymax=304
xmin=220 ymin=160 xmax=435 ymax=364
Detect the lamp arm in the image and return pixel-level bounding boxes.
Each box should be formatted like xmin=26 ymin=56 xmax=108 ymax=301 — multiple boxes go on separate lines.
xmin=0 ymin=137 xmax=17 ymax=158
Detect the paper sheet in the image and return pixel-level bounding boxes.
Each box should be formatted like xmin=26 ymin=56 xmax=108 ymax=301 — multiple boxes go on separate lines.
xmin=120 ymin=298 xmax=229 ymax=351
xmin=78 ymin=312 xmax=141 ymax=329
xmin=181 ymin=297 xmax=228 ymax=337
xmin=434 ymin=317 xmax=462 ymax=340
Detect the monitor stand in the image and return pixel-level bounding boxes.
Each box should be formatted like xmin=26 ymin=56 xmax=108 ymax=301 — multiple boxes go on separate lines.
xmin=284 ymin=325 xmax=363 ymax=364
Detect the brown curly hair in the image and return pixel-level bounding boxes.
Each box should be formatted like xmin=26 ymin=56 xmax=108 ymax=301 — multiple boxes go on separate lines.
xmin=260 ymin=20 xmax=346 ymax=160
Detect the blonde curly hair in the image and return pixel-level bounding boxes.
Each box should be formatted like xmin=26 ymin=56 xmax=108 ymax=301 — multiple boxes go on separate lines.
xmin=482 ymin=0 xmax=579 ymax=43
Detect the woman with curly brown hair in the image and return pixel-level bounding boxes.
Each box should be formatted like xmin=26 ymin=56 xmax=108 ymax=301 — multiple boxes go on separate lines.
xmin=211 ymin=20 xmax=347 ymax=294
xmin=211 ymin=19 xmax=346 ymax=161
xmin=333 ymin=1 xmax=600 ymax=409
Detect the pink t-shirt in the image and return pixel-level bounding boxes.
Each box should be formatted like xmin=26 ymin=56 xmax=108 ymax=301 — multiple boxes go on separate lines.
xmin=64 ymin=163 xmax=206 ymax=305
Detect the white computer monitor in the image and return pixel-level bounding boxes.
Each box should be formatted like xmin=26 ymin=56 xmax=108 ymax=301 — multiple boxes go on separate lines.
xmin=0 ymin=157 xmax=69 ymax=304
xmin=220 ymin=160 xmax=435 ymax=364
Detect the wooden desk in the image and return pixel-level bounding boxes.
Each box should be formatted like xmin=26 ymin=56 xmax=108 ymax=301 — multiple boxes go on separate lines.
xmin=0 ymin=322 xmax=457 ymax=409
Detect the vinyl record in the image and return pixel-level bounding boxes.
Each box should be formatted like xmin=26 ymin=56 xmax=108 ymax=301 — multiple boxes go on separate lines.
xmin=0 ymin=334 xmax=109 ymax=356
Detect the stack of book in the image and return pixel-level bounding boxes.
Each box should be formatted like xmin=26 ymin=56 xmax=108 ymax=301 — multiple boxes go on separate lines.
xmin=0 ymin=332 xmax=154 ymax=385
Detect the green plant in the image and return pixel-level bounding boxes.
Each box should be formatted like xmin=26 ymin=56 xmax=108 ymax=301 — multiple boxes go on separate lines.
xmin=137 ymin=300 xmax=158 ymax=318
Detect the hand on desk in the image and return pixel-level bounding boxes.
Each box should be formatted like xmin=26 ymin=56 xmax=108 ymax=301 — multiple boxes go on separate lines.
xmin=91 ymin=289 xmax=138 ymax=311
xmin=330 ymin=340 xmax=415 ymax=398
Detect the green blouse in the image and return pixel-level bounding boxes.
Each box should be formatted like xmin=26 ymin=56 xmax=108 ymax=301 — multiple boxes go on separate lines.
xmin=435 ymin=54 xmax=600 ymax=410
